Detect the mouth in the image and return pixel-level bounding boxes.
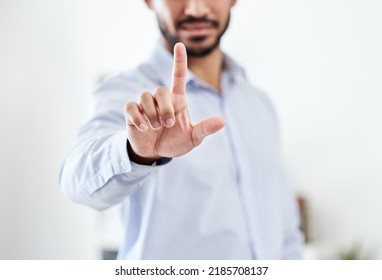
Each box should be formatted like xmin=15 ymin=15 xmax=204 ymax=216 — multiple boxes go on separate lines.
xmin=177 ymin=18 xmax=218 ymax=38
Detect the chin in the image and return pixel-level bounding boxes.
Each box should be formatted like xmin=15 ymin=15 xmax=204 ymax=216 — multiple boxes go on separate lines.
xmin=187 ymin=43 xmax=219 ymax=57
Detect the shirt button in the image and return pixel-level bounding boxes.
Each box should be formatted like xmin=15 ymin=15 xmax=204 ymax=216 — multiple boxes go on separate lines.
xmin=120 ymin=160 xmax=128 ymax=170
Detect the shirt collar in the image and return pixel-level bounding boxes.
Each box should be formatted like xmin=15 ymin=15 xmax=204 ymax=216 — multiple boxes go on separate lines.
xmin=145 ymin=42 xmax=247 ymax=90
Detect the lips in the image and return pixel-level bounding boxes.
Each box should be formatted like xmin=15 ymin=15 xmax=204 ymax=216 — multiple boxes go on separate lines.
xmin=176 ymin=18 xmax=218 ymax=38
xmin=179 ymin=22 xmax=215 ymax=37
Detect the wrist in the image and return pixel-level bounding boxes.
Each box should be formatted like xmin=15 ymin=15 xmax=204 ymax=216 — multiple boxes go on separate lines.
xmin=126 ymin=140 xmax=161 ymax=165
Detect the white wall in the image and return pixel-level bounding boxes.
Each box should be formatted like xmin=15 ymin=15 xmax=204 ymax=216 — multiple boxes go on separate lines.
xmin=0 ymin=0 xmax=98 ymax=259
xmin=0 ymin=0 xmax=381 ymax=259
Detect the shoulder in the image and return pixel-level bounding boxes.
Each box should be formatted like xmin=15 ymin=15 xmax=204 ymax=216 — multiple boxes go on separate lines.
xmin=225 ymin=54 xmax=278 ymax=118
xmin=249 ymin=84 xmax=278 ymax=118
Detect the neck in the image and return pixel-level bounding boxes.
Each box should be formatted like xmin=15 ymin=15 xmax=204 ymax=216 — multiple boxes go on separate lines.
xmin=188 ymin=48 xmax=224 ymax=93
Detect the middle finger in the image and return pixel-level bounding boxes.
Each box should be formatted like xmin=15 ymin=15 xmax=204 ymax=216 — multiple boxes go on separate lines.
xmin=139 ymin=91 xmax=162 ymax=129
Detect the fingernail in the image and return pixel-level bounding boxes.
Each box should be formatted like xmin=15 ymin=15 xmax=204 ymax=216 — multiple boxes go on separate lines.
xmin=153 ymin=121 xmax=162 ymax=129
xmin=165 ymin=118 xmax=174 ymax=127
xmin=139 ymin=123 xmax=148 ymax=131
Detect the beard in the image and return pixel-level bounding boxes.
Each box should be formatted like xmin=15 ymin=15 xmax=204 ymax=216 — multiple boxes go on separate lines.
xmin=157 ymin=14 xmax=230 ymax=57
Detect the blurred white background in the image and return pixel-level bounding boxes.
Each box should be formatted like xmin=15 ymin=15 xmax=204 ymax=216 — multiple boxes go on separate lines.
xmin=0 ymin=0 xmax=381 ymax=259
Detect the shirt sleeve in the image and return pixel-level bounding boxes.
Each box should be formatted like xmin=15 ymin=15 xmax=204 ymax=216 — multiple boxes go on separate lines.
xmin=59 ymin=74 xmax=169 ymax=210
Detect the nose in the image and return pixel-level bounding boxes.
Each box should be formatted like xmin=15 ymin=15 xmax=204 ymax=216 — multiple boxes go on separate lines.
xmin=184 ymin=0 xmax=210 ymax=18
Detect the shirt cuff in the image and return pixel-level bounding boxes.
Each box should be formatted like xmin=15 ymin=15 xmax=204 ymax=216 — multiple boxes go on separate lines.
xmin=154 ymin=157 xmax=172 ymax=166
xmin=126 ymin=138 xmax=172 ymax=168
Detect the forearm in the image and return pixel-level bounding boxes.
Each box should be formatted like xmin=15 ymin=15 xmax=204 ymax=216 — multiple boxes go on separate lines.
xmin=59 ymin=131 xmax=155 ymax=210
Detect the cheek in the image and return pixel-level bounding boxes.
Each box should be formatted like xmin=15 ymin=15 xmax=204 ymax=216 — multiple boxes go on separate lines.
xmin=157 ymin=8 xmax=178 ymax=32
xmin=214 ymin=5 xmax=231 ymax=22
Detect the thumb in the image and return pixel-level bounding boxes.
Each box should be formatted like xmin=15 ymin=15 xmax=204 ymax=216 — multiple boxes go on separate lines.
xmin=192 ymin=117 xmax=225 ymax=147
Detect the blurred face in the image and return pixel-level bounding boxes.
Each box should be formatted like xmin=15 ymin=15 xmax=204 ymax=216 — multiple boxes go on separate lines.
xmin=145 ymin=0 xmax=236 ymax=57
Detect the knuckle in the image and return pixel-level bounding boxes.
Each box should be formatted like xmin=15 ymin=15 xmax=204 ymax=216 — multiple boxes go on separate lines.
xmin=125 ymin=102 xmax=137 ymax=112
xmin=173 ymin=71 xmax=186 ymax=79
xmin=146 ymin=111 xmax=160 ymax=121
xmin=131 ymin=116 xmax=142 ymax=125
xmin=125 ymin=103 xmax=143 ymax=126
xmin=139 ymin=91 xmax=153 ymax=103
xmin=154 ymin=86 xmax=169 ymax=97
xmin=160 ymin=108 xmax=174 ymax=118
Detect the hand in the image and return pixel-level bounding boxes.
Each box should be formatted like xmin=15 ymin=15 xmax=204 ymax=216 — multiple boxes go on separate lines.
xmin=124 ymin=43 xmax=225 ymax=165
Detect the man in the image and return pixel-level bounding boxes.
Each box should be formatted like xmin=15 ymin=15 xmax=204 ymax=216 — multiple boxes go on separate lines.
xmin=60 ymin=0 xmax=303 ymax=259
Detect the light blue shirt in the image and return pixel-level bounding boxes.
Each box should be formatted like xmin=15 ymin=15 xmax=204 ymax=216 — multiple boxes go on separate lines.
xmin=60 ymin=44 xmax=303 ymax=259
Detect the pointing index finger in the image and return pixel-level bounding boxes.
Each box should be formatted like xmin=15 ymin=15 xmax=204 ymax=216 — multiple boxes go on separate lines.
xmin=171 ymin=42 xmax=187 ymax=95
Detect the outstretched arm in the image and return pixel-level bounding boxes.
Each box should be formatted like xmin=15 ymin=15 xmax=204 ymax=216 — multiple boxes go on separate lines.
xmin=60 ymin=43 xmax=224 ymax=210
xmin=125 ymin=43 xmax=224 ymax=164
